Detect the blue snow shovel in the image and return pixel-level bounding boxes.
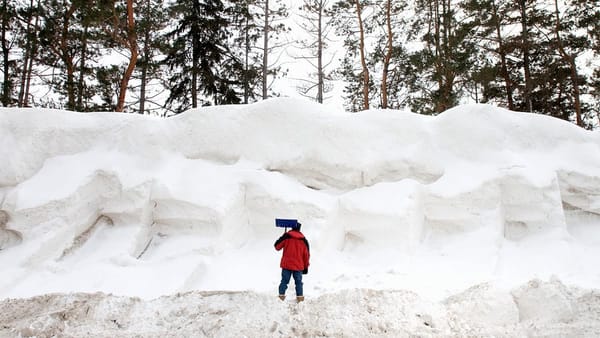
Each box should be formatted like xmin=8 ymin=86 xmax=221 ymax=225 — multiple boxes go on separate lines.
xmin=275 ymin=218 xmax=298 ymax=232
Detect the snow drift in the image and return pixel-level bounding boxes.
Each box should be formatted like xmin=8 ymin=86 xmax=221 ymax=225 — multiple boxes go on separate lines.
xmin=1 ymin=98 xmax=599 ymax=336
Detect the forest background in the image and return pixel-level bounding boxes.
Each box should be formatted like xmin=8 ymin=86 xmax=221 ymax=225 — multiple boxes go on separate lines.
xmin=1 ymin=0 xmax=599 ymax=129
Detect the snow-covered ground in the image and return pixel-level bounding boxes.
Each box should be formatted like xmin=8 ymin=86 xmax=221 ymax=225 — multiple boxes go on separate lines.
xmin=1 ymin=98 xmax=600 ymax=336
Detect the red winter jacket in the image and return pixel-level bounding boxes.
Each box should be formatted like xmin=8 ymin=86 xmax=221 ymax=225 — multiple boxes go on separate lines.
xmin=274 ymin=230 xmax=310 ymax=272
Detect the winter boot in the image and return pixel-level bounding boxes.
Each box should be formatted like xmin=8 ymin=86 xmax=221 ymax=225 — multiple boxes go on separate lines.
xmin=278 ymin=295 xmax=286 ymax=301
xmin=296 ymin=296 xmax=304 ymax=303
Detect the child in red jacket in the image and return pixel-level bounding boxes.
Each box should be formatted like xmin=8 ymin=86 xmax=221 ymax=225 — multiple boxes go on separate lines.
xmin=274 ymin=222 xmax=310 ymax=302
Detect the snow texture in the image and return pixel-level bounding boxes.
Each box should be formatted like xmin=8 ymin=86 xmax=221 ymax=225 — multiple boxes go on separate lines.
xmin=1 ymin=98 xmax=600 ymax=336
xmin=1 ymin=280 xmax=599 ymax=337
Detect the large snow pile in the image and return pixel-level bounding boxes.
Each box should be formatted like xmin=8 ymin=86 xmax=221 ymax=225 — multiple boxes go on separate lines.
xmin=1 ymin=98 xmax=599 ymax=336
xmin=1 ymin=279 xmax=600 ymax=337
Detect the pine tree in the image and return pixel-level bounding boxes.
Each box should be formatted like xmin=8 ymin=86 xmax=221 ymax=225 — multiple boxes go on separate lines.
xmin=163 ymin=0 xmax=226 ymax=111
xmin=461 ymin=0 xmax=517 ymax=110
xmin=94 ymin=0 xmax=138 ymax=112
xmin=380 ymin=0 xmax=393 ymax=109
xmin=37 ymin=0 xmax=80 ymax=110
xmin=255 ymin=0 xmax=289 ymax=100
xmin=369 ymin=0 xmax=410 ymax=109
xmin=402 ymin=0 xmax=476 ymax=114
xmin=1 ymin=0 xmax=18 ymax=106
xmin=16 ymin=0 xmax=42 ymax=108
xmin=95 ymin=65 xmax=121 ymax=111
xmin=227 ymin=0 xmax=262 ymax=104
xmin=550 ymin=0 xmax=585 ymax=126
xmin=508 ymin=0 xmax=588 ymax=125
xmin=74 ymin=2 xmax=104 ymax=111
xmin=354 ymin=0 xmax=369 ymax=110
xmin=134 ymin=0 xmax=168 ymax=115
xmin=295 ymin=0 xmax=335 ymax=103
xmin=585 ymin=0 xmax=600 ymax=127
xmin=333 ymin=0 xmax=414 ymax=111
xmin=332 ymin=0 xmax=374 ymax=111
xmin=163 ymin=0 xmax=250 ymax=113
xmin=119 ymin=0 xmax=138 ymax=113
xmin=37 ymin=0 xmax=110 ymax=111
xmin=546 ymin=0 xmax=600 ymax=128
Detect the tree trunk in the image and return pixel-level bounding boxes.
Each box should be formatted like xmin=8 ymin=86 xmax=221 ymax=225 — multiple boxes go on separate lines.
xmin=441 ymin=0 xmax=454 ymax=113
xmin=139 ymin=30 xmax=149 ymax=114
xmin=262 ymin=0 xmax=269 ymax=99
xmin=491 ymin=0 xmax=514 ymax=110
xmin=519 ymin=0 xmax=533 ymax=112
xmin=191 ymin=37 xmax=198 ymax=108
xmin=355 ymin=0 xmax=369 ymax=110
xmin=553 ymin=0 xmax=583 ymax=126
xmin=76 ymin=25 xmax=88 ymax=111
xmin=62 ymin=3 xmax=78 ymax=111
xmin=568 ymin=60 xmax=583 ymax=126
xmin=316 ymin=0 xmax=324 ymax=103
xmin=431 ymin=0 xmax=444 ymax=112
xmin=139 ymin=0 xmax=151 ymax=114
xmin=190 ymin=0 xmax=200 ymax=108
xmin=1 ymin=0 xmax=12 ymax=106
xmin=431 ymin=0 xmax=454 ymax=113
xmin=23 ymin=0 xmax=40 ymax=107
xmin=18 ymin=0 xmax=34 ymax=107
xmin=244 ymin=10 xmax=250 ymax=104
xmin=116 ymin=0 xmax=138 ymax=112
xmin=381 ymin=0 xmax=392 ymax=109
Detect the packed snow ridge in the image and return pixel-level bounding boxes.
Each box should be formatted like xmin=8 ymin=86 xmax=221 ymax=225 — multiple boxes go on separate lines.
xmin=0 ymin=98 xmax=599 ymax=336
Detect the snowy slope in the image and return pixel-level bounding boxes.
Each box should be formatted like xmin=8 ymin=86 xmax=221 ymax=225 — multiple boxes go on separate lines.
xmin=1 ymin=98 xmax=600 ymax=336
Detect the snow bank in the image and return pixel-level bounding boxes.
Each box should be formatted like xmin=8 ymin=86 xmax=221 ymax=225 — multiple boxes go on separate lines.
xmin=1 ymin=280 xmax=599 ymax=337
xmin=0 ymin=98 xmax=599 ymax=306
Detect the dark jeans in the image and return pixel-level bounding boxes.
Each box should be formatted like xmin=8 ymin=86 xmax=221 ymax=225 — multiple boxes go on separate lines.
xmin=278 ymin=269 xmax=303 ymax=296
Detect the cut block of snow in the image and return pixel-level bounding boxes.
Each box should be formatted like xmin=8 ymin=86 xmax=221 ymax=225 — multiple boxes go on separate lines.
xmin=333 ymin=180 xmax=424 ymax=251
xmin=558 ymin=170 xmax=600 ymax=215
xmin=512 ymin=278 xmax=574 ymax=323
xmin=424 ymin=178 xmax=503 ymax=238
xmin=499 ymin=172 xmax=567 ymax=240
xmin=445 ymin=283 xmax=519 ymax=328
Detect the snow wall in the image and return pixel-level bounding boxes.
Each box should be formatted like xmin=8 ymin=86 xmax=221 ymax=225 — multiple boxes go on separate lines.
xmin=0 ymin=98 xmax=599 ymax=300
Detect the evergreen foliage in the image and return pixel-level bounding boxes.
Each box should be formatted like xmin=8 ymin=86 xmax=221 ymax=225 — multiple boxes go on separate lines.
xmin=331 ymin=0 xmax=600 ymax=127
xmin=0 ymin=0 xmax=598 ymax=128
